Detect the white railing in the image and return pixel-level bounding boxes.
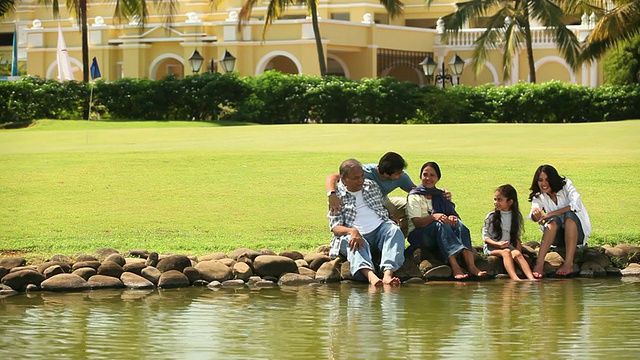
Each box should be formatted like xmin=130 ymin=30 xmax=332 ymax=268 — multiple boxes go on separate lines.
xmin=444 ymin=25 xmax=590 ymax=48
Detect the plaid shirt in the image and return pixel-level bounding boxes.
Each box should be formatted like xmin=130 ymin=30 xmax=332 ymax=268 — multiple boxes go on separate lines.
xmin=327 ymin=179 xmax=390 ymax=258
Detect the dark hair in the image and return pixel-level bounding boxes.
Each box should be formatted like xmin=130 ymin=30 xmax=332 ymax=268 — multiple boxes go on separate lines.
xmin=528 ymin=164 xmax=566 ymax=202
xmin=492 ymin=184 xmax=523 ymax=246
xmin=377 ymin=152 xmax=407 ymax=176
xmin=419 ymin=161 xmax=441 ymax=179
xmin=339 ymin=158 xmax=362 ymax=178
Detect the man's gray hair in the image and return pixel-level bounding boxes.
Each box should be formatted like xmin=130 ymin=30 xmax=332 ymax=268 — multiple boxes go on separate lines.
xmin=339 ymin=159 xmax=362 ymax=178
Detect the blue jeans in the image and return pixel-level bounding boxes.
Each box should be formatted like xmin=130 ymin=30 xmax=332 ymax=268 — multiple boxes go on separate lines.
xmin=339 ymin=221 xmax=405 ymax=279
xmin=548 ymin=211 xmax=585 ymax=246
xmin=407 ymin=220 xmax=473 ymax=262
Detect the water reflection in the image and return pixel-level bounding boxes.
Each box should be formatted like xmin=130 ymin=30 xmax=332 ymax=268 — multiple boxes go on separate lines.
xmin=1 ymin=279 xmax=640 ymax=359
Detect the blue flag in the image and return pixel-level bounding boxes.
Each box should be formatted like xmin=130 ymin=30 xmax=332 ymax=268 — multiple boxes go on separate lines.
xmin=11 ymin=25 xmax=18 ymax=77
xmin=90 ymin=57 xmax=102 ymax=80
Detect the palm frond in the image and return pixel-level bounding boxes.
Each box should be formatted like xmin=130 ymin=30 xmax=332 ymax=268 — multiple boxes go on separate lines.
xmin=440 ymin=0 xmax=501 ymax=33
xmin=0 ymin=0 xmax=16 ymax=18
xmin=378 ymin=0 xmax=404 ymax=18
xmin=581 ymin=0 xmax=640 ymax=61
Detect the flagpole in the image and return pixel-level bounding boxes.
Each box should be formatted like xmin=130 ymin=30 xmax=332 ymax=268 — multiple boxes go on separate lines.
xmin=86 ymin=57 xmax=102 ymax=144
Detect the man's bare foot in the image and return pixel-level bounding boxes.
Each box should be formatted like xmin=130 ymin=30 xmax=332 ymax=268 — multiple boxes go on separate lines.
xmin=468 ymin=267 xmax=488 ymax=278
xmin=532 ymin=265 xmax=544 ymax=279
xmin=383 ymin=276 xmax=401 ymax=285
xmin=367 ymin=272 xmax=383 ymax=286
xmin=453 ymin=272 xmax=469 ymax=280
xmin=555 ymin=264 xmax=576 ymax=277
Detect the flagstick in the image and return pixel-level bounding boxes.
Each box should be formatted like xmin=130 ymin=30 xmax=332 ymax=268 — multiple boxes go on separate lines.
xmin=86 ymin=81 xmax=94 ymax=144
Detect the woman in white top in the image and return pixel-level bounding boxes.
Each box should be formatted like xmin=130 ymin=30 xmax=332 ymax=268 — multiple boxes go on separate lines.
xmin=528 ymin=164 xmax=591 ymax=278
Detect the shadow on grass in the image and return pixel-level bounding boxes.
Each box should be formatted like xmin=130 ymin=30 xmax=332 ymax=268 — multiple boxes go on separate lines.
xmin=0 ymin=121 xmax=35 ymax=130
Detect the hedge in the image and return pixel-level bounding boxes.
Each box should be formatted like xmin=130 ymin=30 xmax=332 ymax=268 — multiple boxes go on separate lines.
xmin=1 ymin=72 xmax=639 ymax=125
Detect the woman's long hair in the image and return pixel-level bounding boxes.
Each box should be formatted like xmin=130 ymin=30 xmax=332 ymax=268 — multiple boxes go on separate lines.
xmin=528 ymin=164 xmax=566 ymax=202
xmin=492 ymin=184 xmax=523 ymax=246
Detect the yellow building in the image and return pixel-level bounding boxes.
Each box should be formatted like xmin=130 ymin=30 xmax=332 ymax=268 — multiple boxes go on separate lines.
xmin=0 ymin=0 xmax=602 ymax=86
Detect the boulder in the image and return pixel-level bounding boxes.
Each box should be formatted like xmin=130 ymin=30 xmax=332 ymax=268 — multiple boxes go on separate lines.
xmin=145 ymin=252 xmax=159 ymax=267
xmin=183 ymin=267 xmax=201 ymax=284
xmin=258 ymin=248 xmax=277 ymax=256
xmin=40 ymin=273 xmax=90 ymax=292
xmin=97 ymin=261 xmax=125 ymax=278
xmin=199 ymin=252 xmax=227 ymax=262
xmin=104 ymin=253 xmax=126 ymax=267
xmin=49 ymin=254 xmax=73 ymax=265
xmin=158 ymin=270 xmax=191 ymax=289
xmin=0 ymin=257 xmax=26 ymax=270
xmin=2 ymin=269 xmax=45 ymax=291
xmin=43 ymin=265 xmax=65 ymax=279
xmin=621 ymin=263 xmax=640 ymax=276
xmin=219 ymin=258 xmax=237 ymax=268
xmin=120 ymin=272 xmax=155 ymax=289
xmin=88 ymin=275 xmax=125 ymax=289
xmin=253 ymin=255 xmax=298 ymax=278
xmin=156 ymin=255 xmax=192 ymax=273
xmin=195 ymin=260 xmax=233 ymax=282
xmin=75 ymin=254 xmax=98 ymax=262
xmin=424 ymin=265 xmax=453 ymax=280
xmin=295 ymin=259 xmax=309 ymax=268
xmin=340 ymin=261 xmax=352 ymax=280
xmin=394 ymin=257 xmax=423 ymax=279
xmin=315 ymin=245 xmax=331 ymax=255
xmin=228 ymin=248 xmax=261 ymax=261
xmin=141 ymin=266 xmax=162 ymax=285
xmin=279 ymin=250 xmax=304 ymax=261
xmin=72 ymin=261 xmax=102 ymax=271
xmin=297 ymin=267 xmax=317 ymax=278
xmin=303 ymin=253 xmax=327 ymax=265
xmin=308 ymin=255 xmax=331 ymax=271
xmin=123 ymin=262 xmax=146 ymax=276
xmin=73 ymin=267 xmax=97 ymax=281
xmin=221 ymin=279 xmax=246 ymax=287
xmin=315 ymin=259 xmax=341 ymax=283
xmin=0 ymin=283 xmax=18 ymax=297
xmin=0 ymin=266 xmax=8 ymax=280
xmin=125 ymin=249 xmax=151 ymax=259
xmin=580 ymin=261 xmax=607 ymax=277
xmin=278 ymin=273 xmax=316 ymax=286
xmin=232 ymin=262 xmax=253 ymax=282
xmin=37 ymin=261 xmax=71 ymax=274
xmin=92 ymin=248 xmax=120 ymax=262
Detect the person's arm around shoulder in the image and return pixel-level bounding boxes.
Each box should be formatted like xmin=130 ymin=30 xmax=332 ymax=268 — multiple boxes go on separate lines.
xmin=407 ymin=194 xmax=437 ymax=229
xmin=325 ymin=173 xmax=342 ymax=215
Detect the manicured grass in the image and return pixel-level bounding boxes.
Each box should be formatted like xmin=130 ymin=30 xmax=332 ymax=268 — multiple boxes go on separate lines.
xmin=1 ymin=120 xmax=639 ymax=262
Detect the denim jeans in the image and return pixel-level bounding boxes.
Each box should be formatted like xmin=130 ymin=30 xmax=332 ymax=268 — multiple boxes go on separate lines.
xmin=339 ymin=220 xmax=405 ymax=279
xmin=548 ymin=211 xmax=585 ymax=246
xmin=407 ymin=220 xmax=473 ymax=262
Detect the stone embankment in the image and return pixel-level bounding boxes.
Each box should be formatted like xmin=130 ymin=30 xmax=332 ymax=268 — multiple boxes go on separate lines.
xmin=1 ymin=243 xmax=640 ymax=296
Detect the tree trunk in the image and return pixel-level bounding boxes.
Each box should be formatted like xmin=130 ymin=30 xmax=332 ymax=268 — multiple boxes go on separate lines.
xmin=522 ymin=6 xmax=536 ymax=83
xmin=309 ymin=0 xmax=327 ymax=77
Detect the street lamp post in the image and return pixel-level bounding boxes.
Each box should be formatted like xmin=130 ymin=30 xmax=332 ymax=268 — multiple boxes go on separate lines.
xmin=419 ymin=53 xmax=465 ymax=88
xmin=188 ymin=49 xmax=204 ymax=74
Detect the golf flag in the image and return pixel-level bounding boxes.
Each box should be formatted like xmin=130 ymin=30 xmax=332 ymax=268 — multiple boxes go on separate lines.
xmin=90 ymin=57 xmax=102 ymax=80
xmin=11 ymin=24 xmax=18 ymax=76
xmin=56 ymin=24 xmax=74 ymax=82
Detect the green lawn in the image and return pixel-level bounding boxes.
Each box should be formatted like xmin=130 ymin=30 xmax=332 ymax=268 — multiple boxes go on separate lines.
xmin=1 ymin=120 xmax=639 ymax=262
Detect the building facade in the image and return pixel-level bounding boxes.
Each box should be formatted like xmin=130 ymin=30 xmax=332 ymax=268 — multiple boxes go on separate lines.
xmin=0 ymin=0 xmax=602 ymax=86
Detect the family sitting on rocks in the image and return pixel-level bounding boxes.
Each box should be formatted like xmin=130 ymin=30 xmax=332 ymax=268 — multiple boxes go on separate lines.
xmin=325 ymin=152 xmax=599 ymax=285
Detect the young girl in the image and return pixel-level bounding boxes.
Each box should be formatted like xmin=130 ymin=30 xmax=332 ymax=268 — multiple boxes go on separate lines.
xmin=483 ymin=184 xmax=536 ymax=281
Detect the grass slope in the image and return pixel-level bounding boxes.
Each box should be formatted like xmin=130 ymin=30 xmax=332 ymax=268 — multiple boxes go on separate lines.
xmin=1 ymin=120 xmax=638 ymax=261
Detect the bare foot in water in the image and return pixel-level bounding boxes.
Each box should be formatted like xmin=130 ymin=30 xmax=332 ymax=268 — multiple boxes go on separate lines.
xmin=383 ymin=276 xmax=401 ymax=286
xmin=366 ymin=271 xmax=383 ymax=286
xmin=532 ymin=265 xmax=544 ymax=279
xmin=453 ymin=272 xmax=469 ymax=280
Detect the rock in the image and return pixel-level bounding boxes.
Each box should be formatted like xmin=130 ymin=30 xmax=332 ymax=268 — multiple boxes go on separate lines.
xmin=73 ymin=267 xmax=97 ymax=280
xmin=315 ymin=245 xmax=331 ymax=255
xmin=41 ymin=274 xmax=90 ymax=292
xmin=253 ymin=280 xmax=277 ymax=288
xmin=544 ymin=251 xmax=565 ymax=267
xmin=394 ymin=257 xmax=423 ymax=279
xmin=0 ymin=266 xmax=7 ymax=280
xmin=158 ymin=270 xmax=191 ymax=289
xmin=88 ymin=275 xmax=125 ymax=289
xmin=258 ymin=248 xmax=277 ymax=256
xmin=123 ymin=262 xmax=146 ymax=276
xmin=0 ymin=283 xmax=18 ymax=297
xmin=192 ymin=280 xmax=209 ymax=286
xmin=207 ymin=281 xmax=222 ymax=288
xmin=104 ymin=253 xmax=126 ymax=267
xmin=2 ymin=269 xmax=45 ymax=291
xmin=97 ymin=261 xmax=125 ymax=278
xmin=309 ymin=255 xmax=331 ymax=271
xmin=199 ymin=252 xmax=227 ymax=262
xmin=279 ymin=250 xmax=304 ymax=261
xmin=37 ymin=261 xmax=71 ymax=274
xmin=340 ymin=262 xmax=352 ymax=280
xmin=232 ymin=262 xmax=253 ymax=282
xmin=253 ymin=255 xmax=298 ymax=278
xmin=484 ymin=256 xmax=505 ymax=276
xmin=43 ymin=265 xmax=65 ymax=279
xmin=72 ymin=261 xmax=102 ymax=271
xmin=156 ymin=255 xmax=192 ymax=273
xmin=303 ymin=253 xmax=327 ymax=265
xmin=295 ymin=259 xmax=309 ymax=268
xmin=49 ymin=254 xmax=73 ymax=265
xmin=25 ymin=284 xmax=39 ymax=292
xmin=278 ymin=273 xmax=316 ymax=286
xmin=424 ymin=265 xmax=452 ymax=280
xmin=183 ymin=267 xmax=201 ymax=284
xmin=297 ymin=267 xmax=317 ymax=278
xmin=605 ymin=267 xmax=623 ymax=277
xmin=75 ymin=254 xmax=98 ymax=262
xmin=0 ymin=257 xmax=26 ymax=270
xmin=228 ymin=248 xmax=261 ymax=261
xmin=125 ymin=249 xmax=150 ymax=259
xmin=582 ymin=247 xmax=611 ymax=268
xmin=145 ymin=252 xmax=159 ymax=267
xmin=219 ymin=258 xmax=237 ymax=268
xmin=621 ymin=263 xmax=640 ymax=276
xmin=221 ymin=279 xmax=246 ymax=287
xmin=120 ymin=272 xmax=155 ymax=289
xmin=141 ymin=266 xmax=162 ymax=285
xmin=315 ymin=259 xmax=341 ymax=283
xmin=195 ymin=260 xmax=233 ymax=282
xmin=92 ymin=248 xmax=120 ymax=262
xmin=580 ymin=261 xmax=607 ymax=277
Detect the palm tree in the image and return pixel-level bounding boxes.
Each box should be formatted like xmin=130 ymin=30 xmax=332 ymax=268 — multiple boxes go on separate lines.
xmin=429 ymin=0 xmax=583 ymax=83
xmin=0 ymin=0 xmax=15 ymax=17
xmin=560 ymin=0 xmax=640 ymax=62
xmin=237 ymin=0 xmax=404 ymax=76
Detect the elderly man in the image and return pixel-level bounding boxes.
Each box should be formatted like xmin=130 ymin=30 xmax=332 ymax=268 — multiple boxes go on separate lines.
xmin=328 ymin=159 xmax=405 ymax=286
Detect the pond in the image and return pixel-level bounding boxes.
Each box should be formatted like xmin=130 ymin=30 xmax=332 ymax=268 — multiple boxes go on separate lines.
xmin=1 ymin=277 xmax=640 ymax=359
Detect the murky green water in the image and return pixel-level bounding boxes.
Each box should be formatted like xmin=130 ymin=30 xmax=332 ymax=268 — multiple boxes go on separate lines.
xmin=1 ymin=278 xmax=640 ymax=359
